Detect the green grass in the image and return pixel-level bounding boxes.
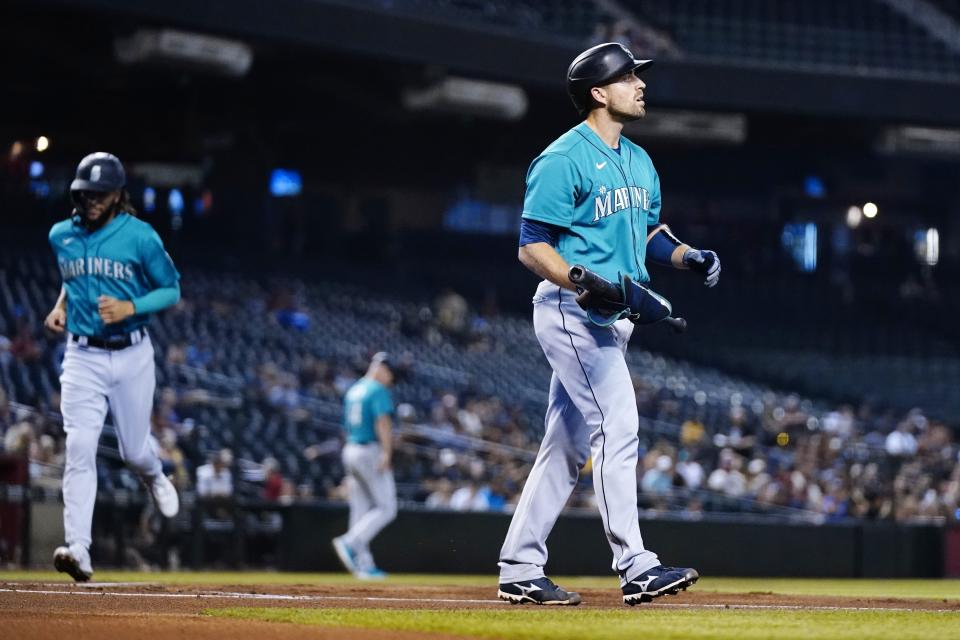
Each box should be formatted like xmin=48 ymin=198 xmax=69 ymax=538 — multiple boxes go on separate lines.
xmin=207 ymin=607 xmax=960 ymax=640
xmin=695 ymin=578 xmax=960 ymax=601
xmin=2 ymin=571 xmax=959 ymax=600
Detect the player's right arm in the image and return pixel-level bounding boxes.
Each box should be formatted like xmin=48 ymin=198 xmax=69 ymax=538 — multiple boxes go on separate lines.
xmin=44 ymin=286 xmax=67 ymax=334
xmin=518 ymin=153 xmax=579 ymax=290
xmin=518 ymin=242 xmax=576 ymax=292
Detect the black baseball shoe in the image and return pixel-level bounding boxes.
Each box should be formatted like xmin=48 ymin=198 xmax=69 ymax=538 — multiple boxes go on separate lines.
xmin=498 ymin=577 xmax=582 ymax=606
xmin=622 ymin=566 xmax=699 ymax=605
xmin=53 ymin=545 xmax=93 ymax=583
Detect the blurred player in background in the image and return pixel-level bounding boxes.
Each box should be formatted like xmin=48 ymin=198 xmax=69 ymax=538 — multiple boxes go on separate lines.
xmin=497 ymin=43 xmax=719 ymax=606
xmin=332 ymin=352 xmax=398 ymax=579
xmin=45 ymin=152 xmax=181 ymax=582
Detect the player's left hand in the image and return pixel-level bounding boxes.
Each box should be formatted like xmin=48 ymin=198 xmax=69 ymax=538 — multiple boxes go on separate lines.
xmin=377 ymin=452 xmax=392 ymax=472
xmin=683 ymin=249 xmax=721 ymax=287
xmin=98 ymin=296 xmax=135 ymax=324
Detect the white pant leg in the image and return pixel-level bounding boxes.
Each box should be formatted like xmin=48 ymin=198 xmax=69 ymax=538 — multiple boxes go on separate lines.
xmin=525 ymin=283 xmax=660 ymax=584
xmin=345 ymin=450 xmax=374 ymax=531
xmin=107 ymin=338 xmax=161 ymax=479
xmin=59 ymin=342 xmax=111 ymax=550
xmin=342 ymin=444 xmax=397 ymax=554
xmin=498 ymin=373 xmax=590 ymax=583
xmin=349 ymin=476 xmax=376 ymax=571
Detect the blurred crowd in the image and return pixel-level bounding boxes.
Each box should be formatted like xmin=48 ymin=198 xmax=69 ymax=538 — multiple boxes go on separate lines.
xmin=633 ymin=393 xmax=959 ymax=523
xmin=1 ymin=281 xmax=957 ymax=527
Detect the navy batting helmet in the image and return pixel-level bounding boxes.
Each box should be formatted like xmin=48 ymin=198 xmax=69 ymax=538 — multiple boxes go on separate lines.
xmin=566 ymin=42 xmax=652 ymax=115
xmin=70 ymin=152 xmax=126 ymax=193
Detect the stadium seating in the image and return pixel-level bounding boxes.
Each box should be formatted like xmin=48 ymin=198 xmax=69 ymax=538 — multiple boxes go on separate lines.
xmin=352 ymin=0 xmax=612 ymax=43
xmin=2 ymin=246 xmax=945 ymax=524
xmin=622 ymin=0 xmax=960 ymax=80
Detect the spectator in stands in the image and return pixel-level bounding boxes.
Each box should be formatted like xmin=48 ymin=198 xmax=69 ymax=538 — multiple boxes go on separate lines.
xmin=29 ymin=433 xmax=63 ymax=489
xmin=425 ymin=478 xmax=454 ymax=509
xmin=3 ymin=412 xmax=35 ymax=456
xmin=725 ymin=405 xmax=757 ymax=455
xmin=641 ymin=455 xmax=674 ymax=495
xmin=434 ymin=287 xmax=469 ymax=341
xmin=676 ymin=450 xmax=705 ymax=490
xmin=185 ymin=338 xmax=213 ymax=368
xmin=262 ymin=456 xmax=284 ymax=502
xmin=154 ymin=423 xmax=190 ymax=491
xmin=745 ymin=458 xmax=771 ymax=497
xmin=196 ymin=448 xmax=234 ymax=498
xmin=450 ymin=480 xmax=490 ymax=511
xmin=680 ymin=414 xmax=707 ymax=448
xmin=164 ymin=342 xmax=187 ymax=367
xmin=885 ymin=421 xmax=918 ymax=457
xmin=10 ymin=317 xmax=41 ymax=363
xmin=822 ymin=405 xmax=856 ymax=440
xmin=707 ymin=449 xmax=748 ymax=497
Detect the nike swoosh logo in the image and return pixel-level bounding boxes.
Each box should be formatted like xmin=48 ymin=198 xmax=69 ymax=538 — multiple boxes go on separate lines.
xmin=596 ymin=161 xmax=607 ymax=170
xmin=63 ymin=238 xmax=74 ymax=245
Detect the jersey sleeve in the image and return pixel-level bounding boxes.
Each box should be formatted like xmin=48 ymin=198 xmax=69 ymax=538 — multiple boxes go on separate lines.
xmin=521 ymin=153 xmax=580 ymax=228
xmin=140 ymin=228 xmax=181 ymax=288
xmin=370 ymin=386 xmax=394 ymax=419
xmin=647 ymin=168 xmax=661 ymax=226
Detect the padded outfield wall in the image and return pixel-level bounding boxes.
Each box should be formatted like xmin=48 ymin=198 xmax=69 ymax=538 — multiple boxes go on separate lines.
xmin=281 ymin=504 xmax=949 ymax=578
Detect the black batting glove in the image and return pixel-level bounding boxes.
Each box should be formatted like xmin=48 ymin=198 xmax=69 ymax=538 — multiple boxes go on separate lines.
xmin=683 ymin=249 xmax=721 ymax=287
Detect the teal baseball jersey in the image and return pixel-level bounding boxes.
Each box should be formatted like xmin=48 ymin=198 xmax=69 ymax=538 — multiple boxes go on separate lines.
xmin=48 ymin=213 xmax=180 ymax=337
xmin=343 ymin=378 xmax=394 ymax=445
xmin=521 ymin=121 xmax=661 ymax=284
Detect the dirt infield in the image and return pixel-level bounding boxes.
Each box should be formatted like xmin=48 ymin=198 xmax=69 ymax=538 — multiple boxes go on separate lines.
xmin=1 ymin=580 xmax=957 ymax=640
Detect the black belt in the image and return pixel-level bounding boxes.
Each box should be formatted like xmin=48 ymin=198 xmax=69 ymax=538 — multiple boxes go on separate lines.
xmin=71 ymin=327 xmax=146 ymax=350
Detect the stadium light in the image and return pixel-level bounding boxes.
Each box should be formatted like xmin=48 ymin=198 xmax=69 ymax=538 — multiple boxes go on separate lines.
xmin=114 ymin=28 xmax=253 ymax=77
xmin=863 ymin=202 xmax=878 ymax=218
xmin=924 ymin=228 xmax=939 ymax=266
xmin=403 ymin=76 xmax=528 ymax=121
xmin=846 ymin=206 xmax=862 ymax=228
xmin=36 ymin=136 xmax=50 ymax=152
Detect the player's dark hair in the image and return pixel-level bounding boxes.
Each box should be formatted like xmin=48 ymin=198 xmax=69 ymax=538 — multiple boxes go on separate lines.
xmin=116 ymin=189 xmax=138 ymax=217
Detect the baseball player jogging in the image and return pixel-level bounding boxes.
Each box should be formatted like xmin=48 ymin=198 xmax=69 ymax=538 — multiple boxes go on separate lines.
xmin=332 ymin=352 xmax=398 ymax=580
xmin=45 ymin=152 xmax=181 ymax=582
xmin=497 ymin=43 xmax=721 ymax=606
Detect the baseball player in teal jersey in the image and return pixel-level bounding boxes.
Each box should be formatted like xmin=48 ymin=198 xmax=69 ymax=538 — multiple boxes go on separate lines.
xmin=332 ymin=352 xmax=398 ymax=580
xmin=44 ymin=152 xmax=181 ymax=582
xmin=497 ymin=44 xmax=720 ymax=606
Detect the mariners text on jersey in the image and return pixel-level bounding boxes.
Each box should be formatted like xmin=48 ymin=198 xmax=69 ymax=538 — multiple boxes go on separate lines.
xmin=58 ymin=257 xmax=135 ymax=281
xmin=594 ymin=184 xmax=652 ymax=222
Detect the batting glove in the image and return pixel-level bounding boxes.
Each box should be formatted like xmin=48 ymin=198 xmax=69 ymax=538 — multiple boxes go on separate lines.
xmin=621 ymin=275 xmax=673 ymax=325
xmin=683 ymin=249 xmax=721 ymax=287
xmin=578 ymin=274 xmax=673 ymax=327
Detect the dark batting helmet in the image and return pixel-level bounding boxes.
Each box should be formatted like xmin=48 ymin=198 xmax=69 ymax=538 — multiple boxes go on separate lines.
xmin=566 ymin=42 xmax=652 ymax=115
xmin=70 ymin=152 xmax=126 ymax=193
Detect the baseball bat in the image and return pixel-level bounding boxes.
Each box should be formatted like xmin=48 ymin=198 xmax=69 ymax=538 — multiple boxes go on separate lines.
xmin=568 ymin=265 xmax=688 ymax=334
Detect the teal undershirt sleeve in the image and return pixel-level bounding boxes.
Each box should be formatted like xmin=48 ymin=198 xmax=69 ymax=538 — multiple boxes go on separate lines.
xmin=132 ymin=284 xmax=180 ymax=315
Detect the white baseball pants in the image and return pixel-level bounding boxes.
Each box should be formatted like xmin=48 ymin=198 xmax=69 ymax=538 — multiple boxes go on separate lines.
xmin=59 ymin=334 xmax=162 ymax=550
xmin=499 ymin=281 xmax=661 ymax=586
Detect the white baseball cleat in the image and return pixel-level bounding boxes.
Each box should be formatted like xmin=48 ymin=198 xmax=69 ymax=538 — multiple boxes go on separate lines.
xmin=146 ymin=474 xmax=180 ymax=518
xmin=53 ymin=544 xmax=93 ymax=583
xmin=332 ymin=536 xmax=359 ymax=573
